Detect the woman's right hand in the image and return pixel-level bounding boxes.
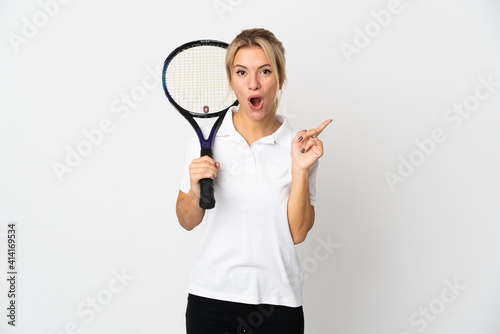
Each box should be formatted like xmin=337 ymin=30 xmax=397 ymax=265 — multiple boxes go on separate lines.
xmin=188 ymin=156 xmax=220 ymax=199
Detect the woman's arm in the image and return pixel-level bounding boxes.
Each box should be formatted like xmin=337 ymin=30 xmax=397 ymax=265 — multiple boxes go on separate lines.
xmin=287 ymin=167 xmax=315 ymax=244
xmin=176 ymin=156 xmax=220 ymax=231
xmin=176 ymin=190 xmax=205 ymax=231
xmin=287 ymin=120 xmax=331 ymax=244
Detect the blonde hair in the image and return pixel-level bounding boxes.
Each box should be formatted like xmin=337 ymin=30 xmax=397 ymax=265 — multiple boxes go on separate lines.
xmin=226 ymin=28 xmax=286 ymax=114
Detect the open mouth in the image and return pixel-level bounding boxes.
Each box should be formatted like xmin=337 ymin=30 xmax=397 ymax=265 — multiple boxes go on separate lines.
xmin=248 ymin=96 xmax=263 ymax=110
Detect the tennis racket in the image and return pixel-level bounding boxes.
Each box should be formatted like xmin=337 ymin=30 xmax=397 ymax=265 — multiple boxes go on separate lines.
xmin=162 ymin=40 xmax=238 ymax=210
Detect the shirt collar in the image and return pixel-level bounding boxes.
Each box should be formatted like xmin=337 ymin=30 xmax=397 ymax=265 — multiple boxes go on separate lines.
xmin=217 ymin=106 xmax=292 ymax=146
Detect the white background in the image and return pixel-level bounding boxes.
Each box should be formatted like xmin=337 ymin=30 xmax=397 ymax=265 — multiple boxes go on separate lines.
xmin=1 ymin=0 xmax=499 ymax=333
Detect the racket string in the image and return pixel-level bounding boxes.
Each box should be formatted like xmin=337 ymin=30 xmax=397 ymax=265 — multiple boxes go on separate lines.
xmin=165 ymin=44 xmax=236 ymax=114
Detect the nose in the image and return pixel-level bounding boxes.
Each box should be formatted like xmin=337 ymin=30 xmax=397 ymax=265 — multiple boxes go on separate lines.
xmin=248 ymin=73 xmax=260 ymax=91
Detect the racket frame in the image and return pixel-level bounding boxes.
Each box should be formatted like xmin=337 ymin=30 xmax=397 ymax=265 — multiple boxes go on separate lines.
xmin=162 ymin=39 xmax=239 ymax=208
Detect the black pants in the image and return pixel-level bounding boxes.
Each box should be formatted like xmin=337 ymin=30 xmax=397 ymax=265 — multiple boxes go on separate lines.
xmin=185 ymin=293 xmax=304 ymax=334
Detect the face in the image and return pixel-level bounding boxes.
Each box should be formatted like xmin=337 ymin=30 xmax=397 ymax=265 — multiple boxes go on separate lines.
xmin=230 ymin=46 xmax=280 ymax=122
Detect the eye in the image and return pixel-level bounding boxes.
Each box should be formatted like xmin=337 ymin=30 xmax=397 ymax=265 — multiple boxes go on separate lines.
xmin=235 ymin=70 xmax=246 ymax=76
xmin=261 ymin=69 xmax=272 ymax=75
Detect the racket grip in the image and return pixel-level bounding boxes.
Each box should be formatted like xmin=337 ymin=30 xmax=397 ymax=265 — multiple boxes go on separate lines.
xmin=199 ymin=178 xmax=215 ymax=210
xmin=199 ymin=149 xmax=216 ymax=210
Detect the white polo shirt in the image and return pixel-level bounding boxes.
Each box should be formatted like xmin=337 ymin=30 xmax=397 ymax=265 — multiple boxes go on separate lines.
xmin=180 ymin=106 xmax=318 ymax=307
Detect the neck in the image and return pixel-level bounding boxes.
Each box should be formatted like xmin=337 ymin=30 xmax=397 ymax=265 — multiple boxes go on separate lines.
xmin=233 ymin=109 xmax=281 ymax=146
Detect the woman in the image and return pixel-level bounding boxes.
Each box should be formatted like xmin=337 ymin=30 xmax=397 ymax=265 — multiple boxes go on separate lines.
xmin=176 ymin=28 xmax=331 ymax=334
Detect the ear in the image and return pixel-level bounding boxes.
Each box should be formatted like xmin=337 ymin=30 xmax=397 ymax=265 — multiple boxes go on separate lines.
xmin=278 ymin=74 xmax=285 ymax=90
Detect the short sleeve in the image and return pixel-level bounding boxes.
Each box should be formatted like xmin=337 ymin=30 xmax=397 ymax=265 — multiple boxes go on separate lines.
xmin=308 ymin=160 xmax=319 ymax=206
xmin=179 ymin=133 xmax=200 ymax=194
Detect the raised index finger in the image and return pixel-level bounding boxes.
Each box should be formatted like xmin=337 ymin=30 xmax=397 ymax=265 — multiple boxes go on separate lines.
xmin=315 ymin=119 xmax=333 ymax=137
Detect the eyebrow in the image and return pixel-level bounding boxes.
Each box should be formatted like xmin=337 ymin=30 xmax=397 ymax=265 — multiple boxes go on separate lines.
xmin=233 ymin=64 xmax=271 ymax=69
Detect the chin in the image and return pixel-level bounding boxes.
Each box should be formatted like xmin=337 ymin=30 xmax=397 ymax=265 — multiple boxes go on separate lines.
xmin=248 ymin=109 xmax=271 ymax=121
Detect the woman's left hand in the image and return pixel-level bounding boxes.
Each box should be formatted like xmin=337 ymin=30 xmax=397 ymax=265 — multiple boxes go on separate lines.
xmin=291 ymin=119 xmax=332 ymax=172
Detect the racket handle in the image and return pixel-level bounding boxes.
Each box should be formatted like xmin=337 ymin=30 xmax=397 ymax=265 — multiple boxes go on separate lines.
xmin=199 ymin=149 xmax=216 ymax=210
xmin=199 ymin=178 xmax=215 ymax=209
